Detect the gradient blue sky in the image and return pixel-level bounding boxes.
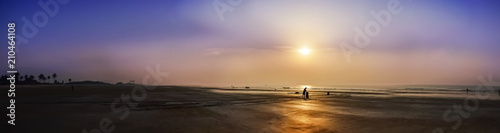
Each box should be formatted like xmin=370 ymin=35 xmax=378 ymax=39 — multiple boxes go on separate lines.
xmin=1 ymin=0 xmax=500 ymax=86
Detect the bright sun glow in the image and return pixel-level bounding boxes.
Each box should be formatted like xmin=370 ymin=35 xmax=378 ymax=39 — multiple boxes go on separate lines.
xmin=301 ymin=85 xmax=312 ymax=89
xmin=299 ymin=48 xmax=311 ymax=55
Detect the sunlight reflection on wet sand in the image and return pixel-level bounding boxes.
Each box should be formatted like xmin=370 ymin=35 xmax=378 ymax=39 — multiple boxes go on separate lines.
xmin=267 ymin=100 xmax=338 ymax=132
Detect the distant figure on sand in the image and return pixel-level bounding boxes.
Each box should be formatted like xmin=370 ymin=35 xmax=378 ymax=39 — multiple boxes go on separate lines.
xmin=303 ymin=87 xmax=307 ymax=99
xmin=306 ymin=91 xmax=309 ymax=99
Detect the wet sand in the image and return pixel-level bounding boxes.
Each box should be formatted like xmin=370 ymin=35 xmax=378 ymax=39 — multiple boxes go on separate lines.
xmin=1 ymin=85 xmax=500 ymax=133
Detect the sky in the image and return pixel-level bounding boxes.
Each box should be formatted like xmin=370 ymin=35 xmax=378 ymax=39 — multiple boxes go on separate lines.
xmin=1 ymin=0 xmax=500 ymax=86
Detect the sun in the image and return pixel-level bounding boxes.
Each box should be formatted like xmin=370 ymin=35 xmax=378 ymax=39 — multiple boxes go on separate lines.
xmin=299 ymin=48 xmax=311 ymax=55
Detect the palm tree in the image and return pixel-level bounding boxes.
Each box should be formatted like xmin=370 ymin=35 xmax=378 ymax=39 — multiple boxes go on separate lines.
xmin=68 ymin=78 xmax=72 ymax=83
xmin=30 ymin=75 xmax=35 ymax=81
xmin=38 ymin=74 xmax=45 ymax=83
xmin=24 ymin=74 xmax=29 ymax=82
xmin=52 ymin=73 xmax=57 ymax=83
xmin=42 ymin=76 xmax=47 ymax=83
xmin=15 ymin=73 xmax=19 ymax=82
xmin=29 ymin=75 xmax=35 ymax=81
xmin=19 ymin=76 xmax=24 ymax=82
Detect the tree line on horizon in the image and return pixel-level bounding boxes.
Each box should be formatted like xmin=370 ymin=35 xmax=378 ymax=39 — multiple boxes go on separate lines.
xmin=0 ymin=73 xmax=72 ymax=85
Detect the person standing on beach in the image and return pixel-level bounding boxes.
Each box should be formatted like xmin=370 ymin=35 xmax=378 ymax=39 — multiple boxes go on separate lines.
xmin=303 ymin=87 xmax=307 ymax=99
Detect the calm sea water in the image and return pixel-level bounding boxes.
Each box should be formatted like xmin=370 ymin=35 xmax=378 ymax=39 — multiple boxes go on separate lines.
xmin=213 ymin=85 xmax=500 ymax=100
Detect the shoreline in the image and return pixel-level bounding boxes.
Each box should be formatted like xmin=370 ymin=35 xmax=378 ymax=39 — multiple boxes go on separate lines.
xmin=1 ymin=85 xmax=499 ymax=133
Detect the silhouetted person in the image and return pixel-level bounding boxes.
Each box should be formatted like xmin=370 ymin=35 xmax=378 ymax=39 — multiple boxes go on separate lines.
xmin=466 ymin=88 xmax=469 ymax=93
xmin=303 ymin=87 xmax=307 ymax=99
xmin=306 ymin=91 xmax=309 ymax=99
xmin=327 ymin=92 xmax=330 ymax=95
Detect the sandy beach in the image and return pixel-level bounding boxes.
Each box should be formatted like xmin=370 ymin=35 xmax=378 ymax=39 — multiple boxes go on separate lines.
xmin=1 ymin=85 xmax=499 ymax=133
